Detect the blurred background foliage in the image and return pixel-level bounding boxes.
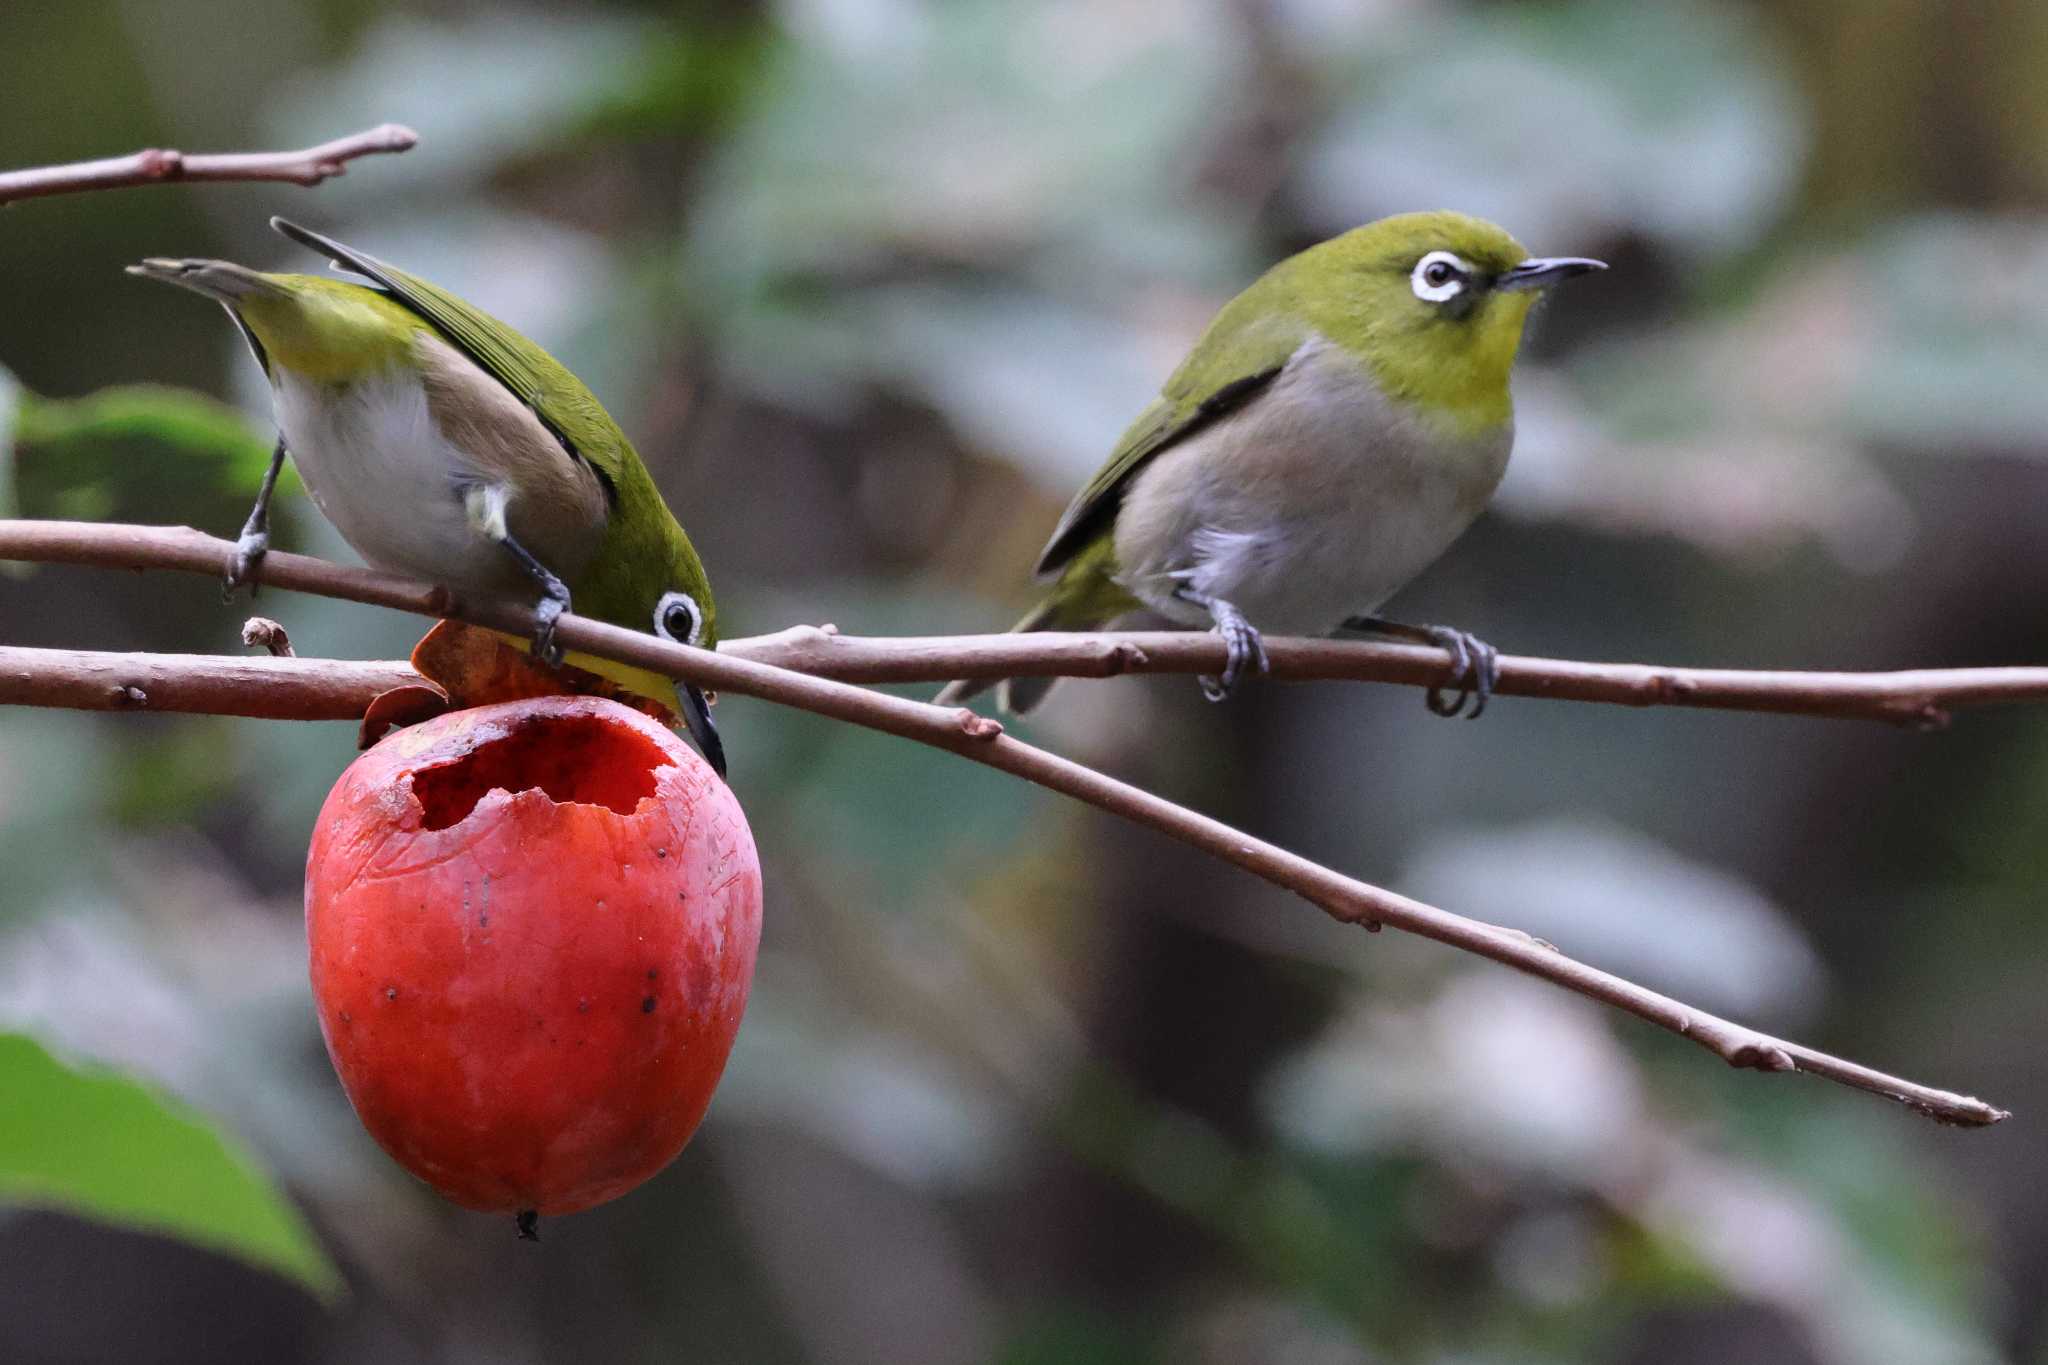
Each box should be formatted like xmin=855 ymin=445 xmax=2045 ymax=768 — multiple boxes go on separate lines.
xmin=2 ymin=1 xmax=2047 ymax=1361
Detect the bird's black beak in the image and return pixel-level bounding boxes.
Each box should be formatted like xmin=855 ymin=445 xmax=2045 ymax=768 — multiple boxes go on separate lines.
xmin=1496 ymin=256 xmax=1607 ymax=292
xmin=678 ymin=682 xmax=727 ymax=779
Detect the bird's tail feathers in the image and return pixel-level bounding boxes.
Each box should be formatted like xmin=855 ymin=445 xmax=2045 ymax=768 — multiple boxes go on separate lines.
xmin=126 ymin=258 xmax=283 ymax=304
xmin=933 ymin=596 xmax=1094 ymax=715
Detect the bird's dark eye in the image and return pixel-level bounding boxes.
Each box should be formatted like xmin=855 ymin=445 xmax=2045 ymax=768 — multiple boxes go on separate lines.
xmin=1410 ymin=250 xmax=1471 ymax=303
xmin=654 ymin=590 xmax=703 ymax=646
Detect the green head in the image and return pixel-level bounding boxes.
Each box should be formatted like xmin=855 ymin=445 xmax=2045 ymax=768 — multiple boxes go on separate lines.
xmin=582 ymin=467 xmax=720 ymax=655
xmin=1272 ymin=210 xmax=1603 ymax=432
xmin=582 ymin=507 xmax=725 ymax=779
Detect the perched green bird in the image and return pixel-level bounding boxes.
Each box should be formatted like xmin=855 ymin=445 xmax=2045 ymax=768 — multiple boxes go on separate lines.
xmin=130 ymin=218 xmax=725 ymax=776
xmin=937 ymin=211 xmax=1603 ymax=717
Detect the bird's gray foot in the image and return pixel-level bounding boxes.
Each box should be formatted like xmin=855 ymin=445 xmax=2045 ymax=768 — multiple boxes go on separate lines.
xmin=1418 ymin=625 xmax=1497 ymax=718
xmin=530 ymin=592 xmax=567 ymax=668
xmin=224 ymin=436 xmax=288 ymax=600
xmin=1342 ymin=616 xmax=1499 ymax=718
xmin=1177 ymin=587 xmax=1267 ymax=701
xmin=224 ymin=527 xmax=269 ymax=600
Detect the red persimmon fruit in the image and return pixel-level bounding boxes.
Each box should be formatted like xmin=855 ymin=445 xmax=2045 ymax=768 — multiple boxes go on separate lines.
xmin=305 ymin=696 xmax=760 ymax=1226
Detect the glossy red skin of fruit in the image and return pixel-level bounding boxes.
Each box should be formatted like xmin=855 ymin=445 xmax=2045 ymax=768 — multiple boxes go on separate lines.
xmin=305 ymin=696 xmax=760 ymax=1216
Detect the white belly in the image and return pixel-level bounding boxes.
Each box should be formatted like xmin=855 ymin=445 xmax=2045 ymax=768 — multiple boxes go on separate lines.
xmin=1113 ymin=335 xmax=1512 ymax=635
xmin=272 ymin=366 xmax=523 ymax=594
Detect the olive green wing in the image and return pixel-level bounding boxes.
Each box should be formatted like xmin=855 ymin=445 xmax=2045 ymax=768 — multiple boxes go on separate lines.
xmin=269 ymin=218 xmax=632 ymax=486
xmin=1033 ymin=310 xmax=1304 ymax=578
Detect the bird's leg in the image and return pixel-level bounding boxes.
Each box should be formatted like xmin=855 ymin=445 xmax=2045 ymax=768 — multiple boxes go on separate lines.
xmin=494 ymin=534 xmax=571 ymax=667
xmin=468 ymin=484 xmax=570 ymax=667
xmin=1174 ymin=585 xmax=1268 ymax=701
xmin=1342 ymin=615 xmax=1499 ymax=719
xmin=224 ymin=435 xmax=288 ymax=599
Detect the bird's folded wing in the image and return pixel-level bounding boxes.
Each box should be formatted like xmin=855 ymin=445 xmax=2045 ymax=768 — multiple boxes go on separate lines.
xmin=1033 ymin=312 xmax=1302 ymax=578
xmin=269 ymin=218 xmax=633 ymax=487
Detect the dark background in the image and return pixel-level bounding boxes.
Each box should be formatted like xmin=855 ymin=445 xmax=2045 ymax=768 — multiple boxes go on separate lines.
xmin=4 ymin=1 xmax=2047 ymax=1361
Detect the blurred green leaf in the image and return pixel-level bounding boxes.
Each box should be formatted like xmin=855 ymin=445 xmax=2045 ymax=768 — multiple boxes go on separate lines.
xmin=13 ymin=383 xmax=289 ymax=523
xmin=577 ymin=21 xmax=774 ymax=140
xmin=998 ymin=1304 xmax=1159 ymax=1365
xmin=0 ymin=1031 xmax=341 ymax=1302
xmin=17 ymin=382 xmax=274 ymax=475
xmin=782 ymin=718 xmax=1046 ymax=892
xmin=1603 ymin=1217 xmax=1724 ymax=1302
xmin=109 ymin=719 xmax=245 ymax=830
xmin=1718 ymin=1095 xmax=1986 ymax=1320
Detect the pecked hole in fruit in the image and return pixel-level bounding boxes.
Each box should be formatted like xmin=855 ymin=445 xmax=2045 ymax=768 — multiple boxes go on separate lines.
xmin=411 ymin=714 xmax=668 ymax=832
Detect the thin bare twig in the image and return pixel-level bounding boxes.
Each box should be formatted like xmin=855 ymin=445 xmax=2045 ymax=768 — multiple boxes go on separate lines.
xmin=0 ymin=124 xmax=418 ymax=206
xmin=0 ymin=519 xmax=2008 ymax=1127
xmin=0 ymin=646 xmax=410 ymax=720
xmin=7 ymin=519 xmax=2040 ymax=728
xmin=13 ymin=624 xmax=2044 ymax=734
xmin=724 ymin=626 xmax=2048 ymax=728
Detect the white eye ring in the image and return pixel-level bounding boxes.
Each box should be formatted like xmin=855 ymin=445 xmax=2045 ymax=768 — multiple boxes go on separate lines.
xmin=1411 ymin=251 xmax=1471 ymax=303
xmin=653 ymin=590 xmax=705 ymax=647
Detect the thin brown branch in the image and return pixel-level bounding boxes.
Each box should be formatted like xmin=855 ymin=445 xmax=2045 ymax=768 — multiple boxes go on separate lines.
xmin=0 ymin=124 xmax=418 ymax=206
xmin=13 ymin=626 xmax=2037 ymax=732
xmin=6 ymin=521 xmax=2041 ymax=726
xmin=0 ymin=646 xmax=411 ymax=720
xmin=724 ymin=626 xmax=2048 ymax=727
xmin=0 ymin=519 xmax=2008 ymax=1127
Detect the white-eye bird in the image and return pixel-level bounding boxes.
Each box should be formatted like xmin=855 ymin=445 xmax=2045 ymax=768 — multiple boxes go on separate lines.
xmin=936 ymin=211 xmax=1603 ymax=717
xmin=130 ymin=218 xmax=725 ymax=776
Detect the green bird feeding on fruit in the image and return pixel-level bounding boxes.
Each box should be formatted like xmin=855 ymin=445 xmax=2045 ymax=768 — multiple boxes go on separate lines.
xmin=130 ymin=218 xmax=726 ymax=777
xmin=935 ymin=211 xmax=1603 ymax=718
